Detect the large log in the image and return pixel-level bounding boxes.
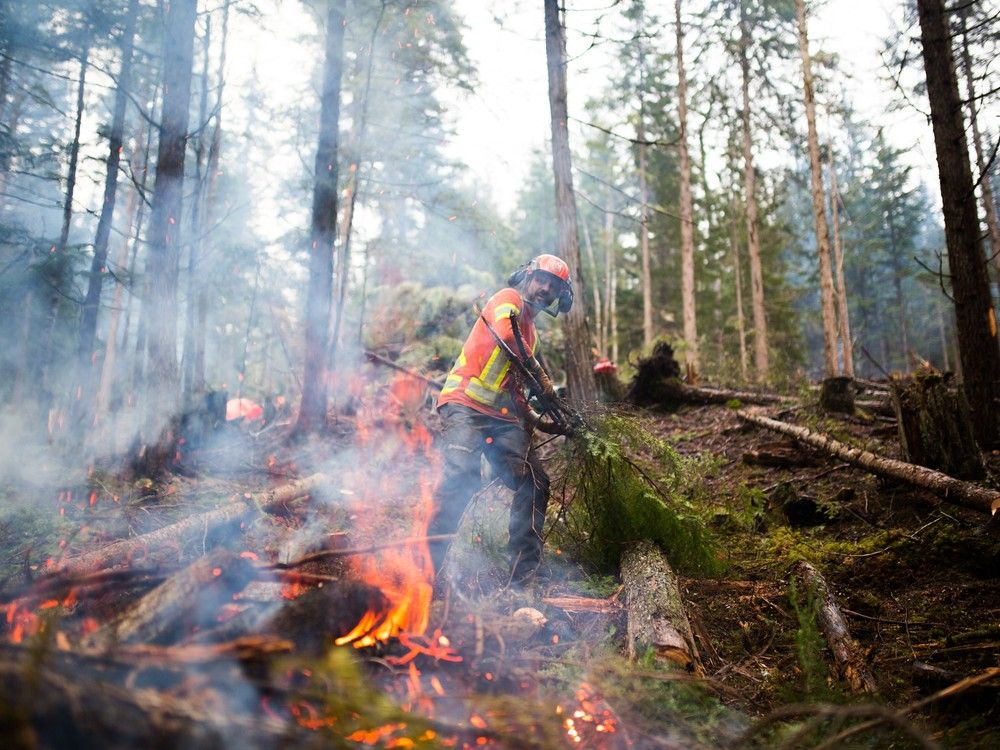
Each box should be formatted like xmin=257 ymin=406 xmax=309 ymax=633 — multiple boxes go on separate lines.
xmin=84 ymin=549 xmax=258 ymax=649
xmin=51 ymin=473 xmax=326 ymax=576
xmin=0 ymin=644 xmax=291 ymax=749
xmin=737 ymin=410 xmax=1000 ymax=516
xmin=790 ymin=560 xmax=877 ymax=693
xmin=620 ymin=540 xmax=703 ymax=675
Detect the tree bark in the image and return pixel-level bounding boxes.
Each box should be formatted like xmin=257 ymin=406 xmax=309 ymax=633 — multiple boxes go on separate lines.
xmin=676 ymin=0 xmax=698 ymax=377
xmin=77 ymin=0 xmax=139 ymax=387
xmin=737 ymin=409 xmax=1000 ymax=515
xmin=958 ymin=10 xmax=1000 ymax=287
xmin=143 ymin=0 xmax=198 ymax=432
xmin=916 ymin=0 xmax=1000 ymax=447
xmin=739 ymin=4 xmax=769 ymax=382
xmin=790 ymin=560 xmax=878 ymax=693
xmin=544 ymin=0 xmax=598 ymax=404
xmin=293 ymin=0 xmax=346 ymax=436
xmin=620 ymin=540 xmax=703 ymax=675
xmin=890 ymin=372 xmax=984 ymax=479
xmin=796 ymin=0 xmax=838 ymax=376
xmin=827 ymin=134 xmax=854 ymax=376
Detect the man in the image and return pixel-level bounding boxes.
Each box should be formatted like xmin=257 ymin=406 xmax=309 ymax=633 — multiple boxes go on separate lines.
xmin=429 ymin=254 xmax=573 ymax=584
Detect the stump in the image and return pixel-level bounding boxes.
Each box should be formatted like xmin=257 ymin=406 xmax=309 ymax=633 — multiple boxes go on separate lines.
xmin=820 ymin=376 xmax=855 ymax=414
xmin=890 ymin=372 xmax=984 ymax=479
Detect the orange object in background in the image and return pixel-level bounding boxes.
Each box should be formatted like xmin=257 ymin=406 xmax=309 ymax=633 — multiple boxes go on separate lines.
xmin=226 ymin=397 xmax=263 ymax=422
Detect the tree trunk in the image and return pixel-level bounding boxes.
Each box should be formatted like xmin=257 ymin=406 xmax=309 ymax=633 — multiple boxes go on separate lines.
xmin=143 ymin=0 xmax=198 ymax=434
xmin=676 ymin=0 xmax=698 ymax=377
xmin=796 ymin=0 xmax=838 ymax=377
xmin=916 ymin=0 xmax=1000 ymax=447
xmin=77 ymin=0 xmax=139 ymax=395
xmin=41 ymin=47 xmax=89 ymax=409
xmin=94 ymin=127 xmax=147 ymax=425
xmin=737 ymin=409 xmax=1000 ymax=515
xmin=293 ymin=0 xmax=346 ymax=436
xmin=790 ymin=560 xmax=878 ymax=693
xmin=181 ymin=9 xmax=215 ymax=402
xmin=827 ymin=134 xmax=854 ymax=377
xmin=959 ymin=9 xmax=1000 ymax=284
xmin=620 ymin=540 xmax=703 ymax=675
xmin=603 ymin=211 xmax=618 ymax=362
xmin=638 ymin=129 xmax=653 ymax=349
xmin=543 ymin=0 xmax=598 ymax=404
xmin=890 ymin=372 xmax=984 ymax=479
xmin=730 ymin=192 xmax=748 ymax=381
xmin=330 ymin=3 xmax=386 ymax=373
xmin=739 ymin=5 xmax=769 ymax=382
xmin=193 ymin=0 xmax=231 ymax=396
xmin=581 ymin=218 xmax=603 ymax=353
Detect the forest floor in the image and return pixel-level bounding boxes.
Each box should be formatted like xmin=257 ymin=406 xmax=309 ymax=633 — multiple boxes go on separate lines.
xmin=645 ymin=399 xmax=1000 ymax=746
xmin=0 ymin=389 xmax=999 ymax=748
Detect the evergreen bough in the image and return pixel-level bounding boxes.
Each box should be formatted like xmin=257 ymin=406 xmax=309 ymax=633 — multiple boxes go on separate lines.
xmin=551 ymin=412 xmax=722 ymax=577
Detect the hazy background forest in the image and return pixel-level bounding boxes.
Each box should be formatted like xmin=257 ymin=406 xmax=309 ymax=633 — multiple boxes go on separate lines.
xmin=0 ymin=0 xmax=996 ymax=466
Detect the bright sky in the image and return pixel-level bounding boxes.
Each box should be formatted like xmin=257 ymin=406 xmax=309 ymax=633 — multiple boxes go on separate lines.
xmin=221 ymin=0 xmax=937 ymax=230
xmin=447 ymin=0 xmax=936 ymax=213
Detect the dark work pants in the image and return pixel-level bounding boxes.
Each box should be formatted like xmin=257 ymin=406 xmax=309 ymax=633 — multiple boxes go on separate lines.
xmin=429 ymin=403 xmax=550 ymax=580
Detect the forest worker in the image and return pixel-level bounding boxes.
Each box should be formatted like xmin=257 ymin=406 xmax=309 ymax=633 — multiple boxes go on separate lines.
xmin=429 ymin=254 xmax=574 ymax=585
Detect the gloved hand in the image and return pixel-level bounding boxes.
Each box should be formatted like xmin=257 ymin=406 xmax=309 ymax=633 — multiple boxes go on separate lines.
xmin=532 ymin=360 xmax=558 ymax=401
xmin=525 ymin=408 xmax=572 ymax=436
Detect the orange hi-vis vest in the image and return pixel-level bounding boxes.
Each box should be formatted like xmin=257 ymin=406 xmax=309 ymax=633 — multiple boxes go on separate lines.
xmin=437 ymin=288 xmax=538 ymax=422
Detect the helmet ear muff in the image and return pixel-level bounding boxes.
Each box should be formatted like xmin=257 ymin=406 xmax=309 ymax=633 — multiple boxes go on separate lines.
xmin=507 ymin=268 xmax=528 ymax=288
xmin=557 ymin=285 xmax=574 ymax=314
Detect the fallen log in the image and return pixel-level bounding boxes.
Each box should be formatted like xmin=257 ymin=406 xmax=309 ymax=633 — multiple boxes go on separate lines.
xmin=84 ymin=549 xmax=258 ymax=649
xmin=620 ymin=540 xmax=703 ymax=675
xmin=51 ymin=473 xmax=326 ymax=576
xmin=790 ymin=560 xmax=877 ymax=694
xmin=681 ymin=384 xmax=796 ymax=407
xmin=736 ymin=410 xmax=1000 ymax=516
xmin=0 ymin=645 xmax=290 ymax=750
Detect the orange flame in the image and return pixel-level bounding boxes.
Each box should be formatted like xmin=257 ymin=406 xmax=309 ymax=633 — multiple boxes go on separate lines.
xmin=335 ymin=375 xmax=442 ymax=651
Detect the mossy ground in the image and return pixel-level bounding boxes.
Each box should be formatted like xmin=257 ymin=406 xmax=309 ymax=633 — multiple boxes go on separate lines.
xmin=651 ymin=400 xmax=1000 ymax=748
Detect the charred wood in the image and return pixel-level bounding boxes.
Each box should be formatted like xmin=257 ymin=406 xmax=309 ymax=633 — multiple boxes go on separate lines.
xmin=820 ymin=376 xmax=855 ymax=414
xmin=790 ymin=560 xmax=877 ymax=693
xmin=83 ymin=550 xmax=257 ymax=649
xmin=737 ymin=410 xmax=1000 ymax=516
xmin=52 ymin=474 xmax=326 ymax=576
xmin=0 ymin=644 xmax=293 ymax=750
xmin=620 ymin=540 xmax=703 ymax=675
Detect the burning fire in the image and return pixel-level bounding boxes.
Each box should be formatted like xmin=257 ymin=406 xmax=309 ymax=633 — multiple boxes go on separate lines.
xmin=334 ymin=374 xmax=445 ymax=654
